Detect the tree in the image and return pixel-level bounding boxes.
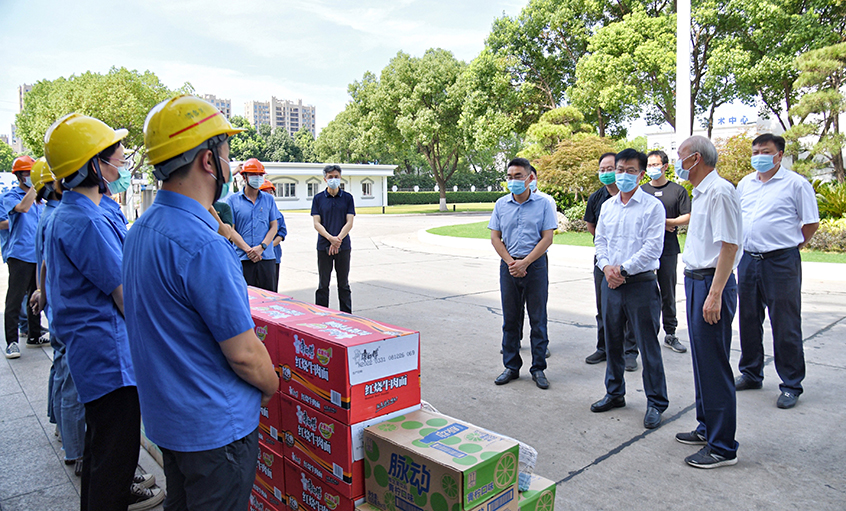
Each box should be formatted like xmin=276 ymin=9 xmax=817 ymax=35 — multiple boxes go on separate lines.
xmin=533 ymin=134 xmax=616 ymax=200
xmin=784 ymin=42 xmax=846 ymax=182
xmin=266 ymin=128 xmax=302 ymax=162
xmin=0 ymin=141 xmax=14 ymax=172
xmin=714 ymin=132 xmax=754 ymax=185
xmin=229 ymin=116 xmax=268 ymax=161
xmin=15 ymin=67 xmax=186 ymax=169
xmin=517 ymin=106 xmax=594 ymax=160
xmin=295 ymin=128 xmax=318 ymax=163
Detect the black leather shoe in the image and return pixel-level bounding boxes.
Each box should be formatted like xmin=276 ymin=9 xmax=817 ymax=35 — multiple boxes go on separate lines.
xmin=625 ymin=357 xmax=638 ymax=372
xmin=545 ymin=348 xmax=551 ymax=358
xmin=643 ymin=406 xmax=662 ymax=429
xmin=735 ymin=374 xmax=762 ymax=391
xmin=585 ymin=350 xmax=606 ymax=364
xmin=531 ymin=370 xmax=549 ymax=389
xmin=777 ymin=390 xmax=799 ymax=409
xmin=590 ymin=395 xmax=626 ymax=412
xmin=494 ymin=368 xmax=519 ymax=385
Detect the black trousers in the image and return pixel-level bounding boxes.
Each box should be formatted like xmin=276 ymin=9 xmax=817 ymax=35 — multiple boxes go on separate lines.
xmin=241 ymin=260 xmax=277 ymax=292
xmin=316 ymin=249 xmax=352 ymax=313
xmin=593 ymin=265 xmax=637 ymax=357
xmin=656 ymin=253 xmax=679 ymax=335
xmin=81 ymin=386 xmax=141 ymax=511
xmin=160 ymin=429 xmax=259 ymax=511
xmin=5 ymin=258 xmax=40 ymax=345
xmin=274 ymin=262 xmax=280 ymax=292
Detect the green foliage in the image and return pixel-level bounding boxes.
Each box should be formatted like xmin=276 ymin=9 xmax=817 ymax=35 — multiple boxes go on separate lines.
xmin=814 ymin=181 xmax=846 ymax=219
xmin=613 ymin=136 xmax=647 ymax=153
xmin=563 ymin=202 xmax=589 ymax=232
xmin=537 ymin=184 xmax=578 ymax=212
xmin=15 ymin=67 xmax=184 ymax=160
xmin=0 ymin=141 xmax=14 ymax=172
xmin=804 ymin=217 xmax=846 ymax=252
xmin=228 ymin=116 xmax=317 ymax=163
xmin=518 ymin=107 xmax=594 ymax=160
xmin=295 ymin=128 xmax=318 ymax=163
xmin=714 ymin=132 xmax=754 ymax=186
xmin=388 ymin=191 xmax=506 ymax=205
xmin=534 ymin=134 xmax=616 ymax=201
xmin=785 ymin=42 xmax=846 ymax=181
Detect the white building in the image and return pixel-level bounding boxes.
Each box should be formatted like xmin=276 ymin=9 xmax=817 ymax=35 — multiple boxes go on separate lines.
xmin=245 ymin=100 xmax=271 ymax=127
xmin=250 ymin=162 xmax=396 ymax=210
xmin=201 ymin=94 xmax=232 ymax=119
xmin=269 ymin=97 xmax=316 ymax=139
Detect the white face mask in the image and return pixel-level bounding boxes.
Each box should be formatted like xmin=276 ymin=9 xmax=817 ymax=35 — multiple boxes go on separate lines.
xmin=326 ymin=177 xmax=341 ymax=189
xmin=247 ymin=175 xmax=264 ymax=189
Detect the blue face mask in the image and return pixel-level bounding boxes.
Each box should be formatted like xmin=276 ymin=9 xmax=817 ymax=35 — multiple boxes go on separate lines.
xmin=674 ymin=153 xmax=697 ymax=181
xmin=751 ymin=154 xmax=776 ymax=173
xmin=248 ymin=175 xmax=264 ymax=189
xmin=646 ymin=166 xmax=664 ymax=180
xmin=507 ymin=178 xmax=527 ymax=195
xmin=108 ymin=167 xmax=132 ymax=194
xmin=326 ymin=177 xmax=341 ymax=189
xmin=615 ymin=172 xmax=639 ymax=193
xmin=529 ymin=180 xmax=537 ymax=192
xmin=23 ymin=176 xmax=32 ymax=188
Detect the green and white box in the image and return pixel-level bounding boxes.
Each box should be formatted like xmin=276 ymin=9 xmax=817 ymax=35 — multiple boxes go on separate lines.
xmin=363 ymin=410 xmax=519 ymax=511
xmin=517 ymin=475 xmax=555 ymax=511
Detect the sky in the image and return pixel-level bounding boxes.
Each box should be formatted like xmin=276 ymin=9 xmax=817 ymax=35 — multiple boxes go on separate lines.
xmin=0 ymin=0 xmax=529 ymax=139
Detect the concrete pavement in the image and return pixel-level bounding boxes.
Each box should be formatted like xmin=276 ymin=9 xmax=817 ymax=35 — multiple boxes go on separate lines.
xmin=2 ymin=211 xmax=845 ymax=510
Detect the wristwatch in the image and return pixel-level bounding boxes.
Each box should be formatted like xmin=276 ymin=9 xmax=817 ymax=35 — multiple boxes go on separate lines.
xmin=620 ymin=265 xmax=629 ymax=277
xmin=260 ymin=242 xmax=268 ymax=250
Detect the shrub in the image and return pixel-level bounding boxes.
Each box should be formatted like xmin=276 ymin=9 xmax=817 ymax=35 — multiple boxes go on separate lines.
xmin=814 ymin=180 xmax=846 ymax=220
xmin=804 ymin=217 xmax=846 ymax=252
xmin=537 ymin=184 xmax=577 ymax=212
xmin=715 ymin=132 xmax=754 ymax=186
xmin=387 ymin=191 xmax=507 ymax=205
xmin=563 ymin=202 xmax=589 ymax=232
xmin=534 ymin=134 xmax=616 ymax=201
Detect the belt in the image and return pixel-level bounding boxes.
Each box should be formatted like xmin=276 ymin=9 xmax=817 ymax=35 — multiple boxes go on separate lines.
xmin=684 ymin=268 xmax=716 ymax=280
xmin=745 ymin=247 xmax=796 ymax=260
xmin=623 ymin=270 xmax=657 ymax=284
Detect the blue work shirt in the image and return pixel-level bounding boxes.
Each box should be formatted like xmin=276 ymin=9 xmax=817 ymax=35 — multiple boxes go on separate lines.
xmin=35 ymin=199 xmax=60 ymax=322
xmin=311 ymin=188 xmax=355 ymax=251
xmin=45 ymin=191 xmax=135 ymax=404
xmin=273 ymin=208 xmax=287 ymax=264
xmin=488 ymin=191 xmax=558 ymax=258
xmin=123 ymin=190 xmax=260 ymax=452
xmin=4 ymin=186 xmax=43 ymax=263
xmin=100 ymin=195 xmax=128 ymax=242
xmin=0 ymin=191 xmax=10 ymax=263
xmin=225 ymin=190 xmax=278 ymax=261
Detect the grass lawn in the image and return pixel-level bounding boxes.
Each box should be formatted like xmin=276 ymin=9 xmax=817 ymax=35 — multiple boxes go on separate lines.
xmin=356 ymin=203 xmax=496 ymax=214
xmin=428 ymin=221 xmax=846 ymax=263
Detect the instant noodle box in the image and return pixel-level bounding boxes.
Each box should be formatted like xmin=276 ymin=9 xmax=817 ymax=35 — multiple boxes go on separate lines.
xmin=280 ymin=393 xmax=419 ymax=499
xmin=517 ymin=475 xmax=555 ymax=511
xmin=363 ymin=410 xmax=519 ymax=511
xmin=251 ymin=489 xmax=286 ymax=511
xmin=255 ymin=440 xmax=287 ymax=510
xmin=251 ymin=298 xmax=336 ymax=366
xmin=259 ymin=399 xmax=285 ymax=452
xmin=278 ymin=312 xmax=421 ymax=424
xmin=247 ymin=286 xmax=292 ymax=304
xmin=285 ymin=457 xmax=365 ymax=511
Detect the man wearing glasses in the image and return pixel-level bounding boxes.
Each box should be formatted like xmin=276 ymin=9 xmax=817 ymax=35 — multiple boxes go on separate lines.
xmin=590 ymin=149 xmax=668 ymax=430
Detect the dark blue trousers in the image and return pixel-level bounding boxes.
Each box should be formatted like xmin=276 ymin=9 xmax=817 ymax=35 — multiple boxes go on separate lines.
xmin=501 ymin=256 xmax=549 ymax=374
xmin=686 ymin=273 xmax=739 ymax=458
xmin=601 ymin=277 xmax=668 ymax=411
xmin=737 ymin=249 xmax=804 ymax=394
xmin=593 ymin=265 xmax=637 ymax=357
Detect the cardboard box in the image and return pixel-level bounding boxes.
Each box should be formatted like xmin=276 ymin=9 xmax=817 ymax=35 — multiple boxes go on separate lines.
xmin=260 ymin=391 xmax=284 ymax=444
xmin=278 ymin=313 xmax=421 ymax=424
xmin=248 ymin=286 xmax=292 ymax=304
xmin=252 ymin=299 xmax=330 ymax=366
xmin=255 ymin=440 xmax=286 ymax=509
xmin=517 ymin=475 xmax=555 ymax=511
xmin=285 ymin=457 xmax=364 ymax=511
xmin=357 ymin=482 xmax=518 ymax=511
xmin=363 ymin=410 xmax=519 ymax=511
xmin=251 ymin=489 xmax=286 ymax=511
xmin=281 ymin=394 xmax=419 ymax=498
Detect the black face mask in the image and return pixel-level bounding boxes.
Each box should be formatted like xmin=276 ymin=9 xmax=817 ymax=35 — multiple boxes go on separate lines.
xmin=209 ymin=148 xmax=225 ymax=204
xmin=91 ymin=159 xmax=109 ymax=195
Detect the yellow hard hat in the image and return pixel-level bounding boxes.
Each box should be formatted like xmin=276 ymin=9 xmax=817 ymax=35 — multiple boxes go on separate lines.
xmin=31 ymin=157 xmax=54 ymax=192
xmin=144 ymin=95 xmax=244 ymax=179
xmin=44 ymin=113 xmax=128 ymax=181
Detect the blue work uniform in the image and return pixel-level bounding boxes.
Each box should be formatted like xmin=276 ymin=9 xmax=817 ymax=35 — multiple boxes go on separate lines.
xmin=0 ymin=190 xmax=11 ymax=263
xmin=122 ymin=190 xmax=260 ymax=452
xmin=273 ymin=208 xmax=287 ymax=264
xmin=100 ymin=195 xmax=128 ymax=241
xmin=4 ymin=186 xmax=43 ymax=263
xmin=44 ymin=191 xmax=135 ymax=404
xmin=225 ymin=190 xmax=277 ymax=261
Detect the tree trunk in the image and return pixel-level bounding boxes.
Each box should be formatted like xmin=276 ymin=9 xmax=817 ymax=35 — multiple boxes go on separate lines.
xmin=434 ymin=171 xmax=447 ymax=212
xmin=597 ymin=107 xmax=605 ymax=138
xmin=707 ymin=103 xmax=716 ymax=139
xmin=834 ymin=113 xmax=844 ymax=182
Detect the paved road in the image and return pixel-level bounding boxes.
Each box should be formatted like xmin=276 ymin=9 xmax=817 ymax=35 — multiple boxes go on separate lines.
xmin=2 ymin=211 xmax=844 ymax=510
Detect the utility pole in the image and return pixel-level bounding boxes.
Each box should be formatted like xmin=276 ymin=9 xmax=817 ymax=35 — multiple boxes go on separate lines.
xmin=676 ymin=0 xmax=692 ymax=148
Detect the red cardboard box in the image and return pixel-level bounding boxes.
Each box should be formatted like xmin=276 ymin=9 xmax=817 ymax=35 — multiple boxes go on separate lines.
xmin=285 ymin=457 xmax=364 ymax=511
xmin=278 ymin=313 xmax=421 ymax=424
xmin=280 ymin=394 xmax=419 ymax=499
xmin=255 ymin=441 xmax=286 ymax=509
xmin=248 ymin=286 xmax=292 ymax=305
xmin=251 ymin=489 xmax=285 ymax=511
xmin=259 ymin=392 xmax=284 ymax=448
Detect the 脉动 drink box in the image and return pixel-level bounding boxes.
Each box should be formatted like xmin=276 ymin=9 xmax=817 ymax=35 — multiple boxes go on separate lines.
xmin=277 ymin=310 xmax=421 ymax=424
xmin=517 ymin=475 xmax=555 ymax=511
xmin=281 ymin=393 xmax=420 ymax=499
xmin=285 ymin=457 xmax=365 ymax=511
xmin=363 ymin=410 xmax=520 ymax=511
xmin=355 ymin=479 xmax=519 ymax=511
xmin=255 ymin=439 xmax=287 ymax=510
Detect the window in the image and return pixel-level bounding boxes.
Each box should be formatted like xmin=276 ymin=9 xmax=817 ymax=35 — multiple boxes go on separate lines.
xmin=307 ymin=181 xmax=319 ymax=197
xmin=275 ymin=181 xmax=297 ymax=198
xmin=362 ymin=181 xmax=373 ymax=197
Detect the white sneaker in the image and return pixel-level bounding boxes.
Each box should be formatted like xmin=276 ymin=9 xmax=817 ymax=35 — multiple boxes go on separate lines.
xmin=128 ymin=484 xmax=164 ymax=511
xmin=5 ymin=342 xmax=21 ymax=359
xmin=26 ymin=333 xmax=50 ymax=348
xmin=133 ymin=473 xmax=155 ymax=489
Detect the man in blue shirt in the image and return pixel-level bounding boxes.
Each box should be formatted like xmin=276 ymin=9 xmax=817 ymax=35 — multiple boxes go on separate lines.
xmin=226 ymin=158 xmax=279 ymax=291
xmin=260 ymin=179 xmax=288 ymax=291
xmin=4 ymin=155 xmax=45 ymax=359
xmin=489 ymin=157 xmax=557 ymax=389
xmin=125 ymin=95 xmax=279 ymax=511
xmin=44 ymin=113 xmax=162 ymax=510
xmin=311 ymin=164 xmax=356 ymax=313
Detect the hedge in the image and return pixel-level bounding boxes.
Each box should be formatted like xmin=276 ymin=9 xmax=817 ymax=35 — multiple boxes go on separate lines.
xmin=388 ymin=191 xmax=507 ymax=205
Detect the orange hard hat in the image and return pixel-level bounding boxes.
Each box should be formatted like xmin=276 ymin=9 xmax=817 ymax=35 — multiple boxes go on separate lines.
xmin=12 ymin=155 xmax=35 ymax=173
xmin=259 ymin=179 xmax=276 ymax=192
xmin=241 ymin=158 xmax=265 ymax=175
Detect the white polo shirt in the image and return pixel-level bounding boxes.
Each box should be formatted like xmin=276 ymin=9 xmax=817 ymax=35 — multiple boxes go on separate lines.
xmin=595 ymin=186 xmax=665 ymax=274
xmin=682 ymin=170 xmax=743 ymax=271
xmin=737 ymin=167 xmax=819 ymax=253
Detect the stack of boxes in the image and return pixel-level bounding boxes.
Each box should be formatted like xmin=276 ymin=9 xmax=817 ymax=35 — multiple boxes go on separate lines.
xmin=248 ymin=288 xmax=422 ymax=511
